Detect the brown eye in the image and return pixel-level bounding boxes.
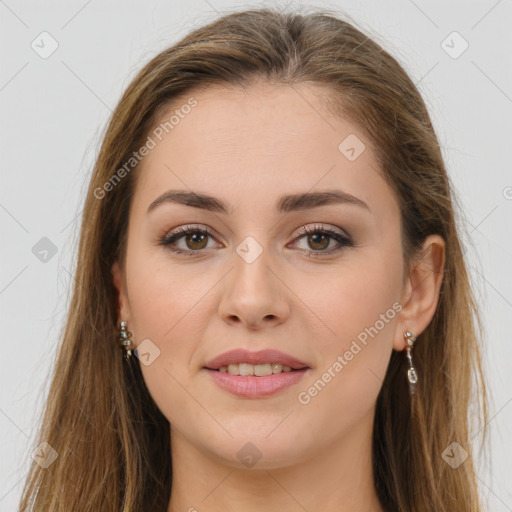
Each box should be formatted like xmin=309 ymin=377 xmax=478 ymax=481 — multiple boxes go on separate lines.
xmin=306 ymin=232 xmax=330 ymax=251
xmin=184 ymin=232 xmax=209 ymax=250
xmin=292 ymin=224 xmax=354 ymax=256
xmin=160 ymin=225 xmax=218 ymax=255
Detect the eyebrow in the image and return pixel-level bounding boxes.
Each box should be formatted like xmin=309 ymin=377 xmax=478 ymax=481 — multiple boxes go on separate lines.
xmin=147 ymin=189 xmax=370 ymax=214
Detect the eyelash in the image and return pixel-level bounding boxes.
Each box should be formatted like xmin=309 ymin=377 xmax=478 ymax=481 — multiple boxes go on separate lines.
xmin=158 ymin=223 xmax=353 ymax=258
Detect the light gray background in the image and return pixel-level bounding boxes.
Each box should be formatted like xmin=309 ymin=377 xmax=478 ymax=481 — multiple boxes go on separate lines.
xmin=1 ymin=0 xmax=511 ymax=510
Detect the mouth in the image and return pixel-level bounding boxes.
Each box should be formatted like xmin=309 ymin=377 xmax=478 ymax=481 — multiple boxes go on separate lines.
xmin=203 ymin=365 xmax=310 ymax=398
xmin=205 ymin=362 xmax=309 ymax=376
xmin=203 ymin=348 xmax=311 ymax=374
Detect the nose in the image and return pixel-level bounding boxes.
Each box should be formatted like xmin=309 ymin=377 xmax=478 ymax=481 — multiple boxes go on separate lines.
xmin=217 ymin=248 xmax=290 ymax=330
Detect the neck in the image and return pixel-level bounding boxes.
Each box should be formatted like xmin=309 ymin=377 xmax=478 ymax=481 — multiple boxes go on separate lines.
xmin=167 ymin=407 xmax=384 ymax=512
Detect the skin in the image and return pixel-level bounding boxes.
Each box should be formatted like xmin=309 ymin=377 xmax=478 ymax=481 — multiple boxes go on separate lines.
xmin=112 ymin=81 xmax=445 ymax=512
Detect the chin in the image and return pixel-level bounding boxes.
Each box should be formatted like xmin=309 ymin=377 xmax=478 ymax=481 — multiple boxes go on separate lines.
xmin=211 ymin=440 xmax=307 ymax=471
xmin=199 ymin=425 xmax=308 ymax=470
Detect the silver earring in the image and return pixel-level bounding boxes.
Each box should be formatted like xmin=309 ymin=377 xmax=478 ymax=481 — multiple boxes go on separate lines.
xmin=403 ymin=330 xmax=418 ymax=395
xmin=119 ymin=321 xmax=133 ymax=360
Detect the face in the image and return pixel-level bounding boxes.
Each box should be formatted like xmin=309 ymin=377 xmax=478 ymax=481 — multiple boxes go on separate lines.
xmin=112 ymin=82 xmax=407 ymax=469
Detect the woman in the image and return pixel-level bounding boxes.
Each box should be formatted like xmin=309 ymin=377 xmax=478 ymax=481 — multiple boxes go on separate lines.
xmin=18 ymin=7 xmax=488 ymax=512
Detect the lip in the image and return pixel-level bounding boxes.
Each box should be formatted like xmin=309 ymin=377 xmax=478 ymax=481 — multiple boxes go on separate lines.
xmin=204 ymin=367 xmax=309 ymax=398
xmin=203 ymin=348 xmax=310 ymax=370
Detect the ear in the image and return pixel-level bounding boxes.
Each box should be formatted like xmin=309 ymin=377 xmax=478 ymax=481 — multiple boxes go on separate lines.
xmin=393 ymin=234 xmax=445 ymax=351
xmin=111 ymin=260 xmax=132 ymax=325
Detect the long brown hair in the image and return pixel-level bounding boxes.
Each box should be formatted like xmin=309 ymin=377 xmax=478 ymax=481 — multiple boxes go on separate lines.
xmin=18 ymin=7 xmax=488 ymax=511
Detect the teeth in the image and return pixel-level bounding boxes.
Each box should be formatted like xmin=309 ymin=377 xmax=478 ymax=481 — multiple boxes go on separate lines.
xmin=218 ymin=363 xmax=295 ymax=375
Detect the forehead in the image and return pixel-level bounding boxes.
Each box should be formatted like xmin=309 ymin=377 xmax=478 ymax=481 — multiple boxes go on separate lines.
xmin=131 ymin=82 xmax=397 ymax=220
xmin=155 ymin=81 xmax=354 ymax=159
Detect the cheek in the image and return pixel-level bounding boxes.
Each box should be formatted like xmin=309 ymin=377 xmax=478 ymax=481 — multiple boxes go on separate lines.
xmin=125 ymin=238 xmax=208 ymax=338
xmin=309 ymin=244 xmax=403 ymax=398
xmin=294 ymin=299 xmax=399 ymax=445
xmin=323 ymin=239 xmax=402 ymax=329
xmin=123 ymin=241 xmax=236 ymax=425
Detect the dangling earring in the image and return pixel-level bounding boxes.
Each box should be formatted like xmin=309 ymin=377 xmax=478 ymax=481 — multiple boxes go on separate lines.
xmin=119 ymin=321 xmax=133 ymax=360
xmin=403 ymin=330 xmax=418 ymax=395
